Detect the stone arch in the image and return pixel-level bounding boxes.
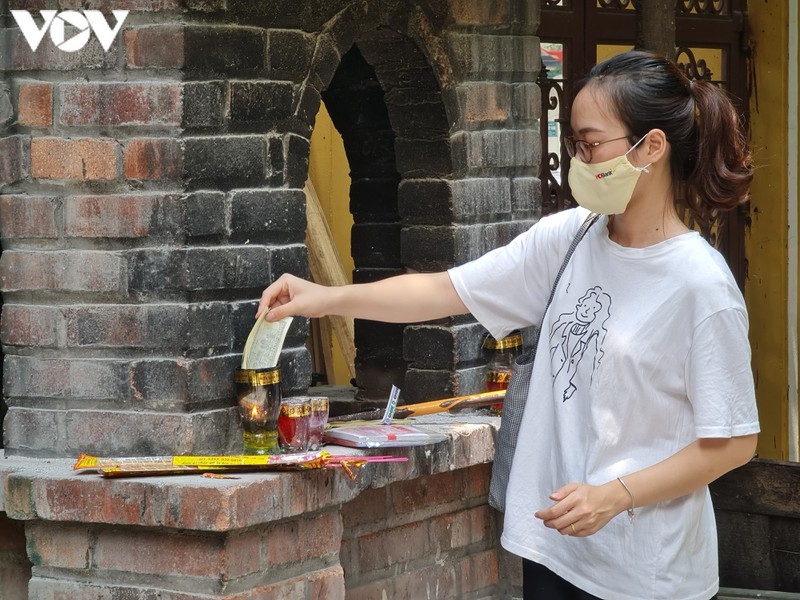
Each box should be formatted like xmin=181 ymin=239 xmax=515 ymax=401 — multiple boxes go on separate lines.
xmin=293 ymin=9 xmax=461 ymax=402
xmin=1 ymin=0 xmax=541 ymax=456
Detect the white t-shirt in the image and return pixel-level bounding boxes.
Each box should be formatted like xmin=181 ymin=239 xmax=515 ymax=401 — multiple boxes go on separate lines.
xmin=448 ymin=208 xmax=760 ymax=600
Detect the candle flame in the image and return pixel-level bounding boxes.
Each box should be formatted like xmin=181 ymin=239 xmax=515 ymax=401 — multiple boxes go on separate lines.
xmin=250 ymin=405 xmax=260 ymax=420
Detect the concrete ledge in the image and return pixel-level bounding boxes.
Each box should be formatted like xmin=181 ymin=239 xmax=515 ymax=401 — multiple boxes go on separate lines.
xmin=0 ymin=415 xmax=498 ymax=531
xmin=1 ymin=415 xmax=510 ymax=600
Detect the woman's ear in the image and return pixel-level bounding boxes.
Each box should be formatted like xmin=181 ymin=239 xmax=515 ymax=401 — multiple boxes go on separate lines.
xmin=643 ymin=128 xmax=668 ymax=162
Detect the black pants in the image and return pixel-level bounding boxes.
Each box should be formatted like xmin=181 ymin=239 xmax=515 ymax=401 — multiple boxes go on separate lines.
xmin=522 ymin=559 xmax=718 ymax=600
xmin=522 ymin=560 xmax=601 ymax=600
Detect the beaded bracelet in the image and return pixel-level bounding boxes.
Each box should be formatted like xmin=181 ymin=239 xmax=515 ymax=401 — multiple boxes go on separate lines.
xmin=617 ymin=476 xmax=636 ymax=523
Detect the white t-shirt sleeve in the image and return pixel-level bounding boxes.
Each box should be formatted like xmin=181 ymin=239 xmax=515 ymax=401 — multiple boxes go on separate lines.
xmin=448 ymin=209 xmax=584 ymax=339
xmin=685 ymin=307 xmax=760 ymax=438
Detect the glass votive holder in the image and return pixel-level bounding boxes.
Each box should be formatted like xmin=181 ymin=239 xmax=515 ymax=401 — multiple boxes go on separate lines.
xmin=277 ymin=396 xmax=311 ymax=452
xmin=308 ymin=396 xmax=329 ymax=451
xmin=236 ymin=367 xmax=282 ymax=455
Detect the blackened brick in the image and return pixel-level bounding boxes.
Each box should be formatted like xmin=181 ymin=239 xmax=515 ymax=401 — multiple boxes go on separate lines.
xmin=182 ymin=82 xmax=226 ymax=129
xmin=229 ymin=188 xmax=306 ymax=244
xmin=354 ymin=320 xmax=404 ymax=359
xmin=404 ymin=322 xmax=487 ymax=371
xmin=295 ymin=84 xmax=321 ymax=129
xmin=126 ymin=248 xmax=186 ymax=293
xmin=398 ymin=178 xmax=452 ymax=224
xmin=129 ymin=359 xmax=188 ymax=410
xmin=275 ymin=345 xmax=313 ymax=396
xmin=511 ymin=82 xmax=540 ymax=122
xmin=267 ymin=135 xmax=286 ymax=187
xmin=400 ymin=225 xmax=455 ymax=271
xmin=231 ymin=300 xmax=258 ymax=354
xmin=385 ymin=89 xmax=450 ymax=138
xmin=268 ymin=29 xmax=314 ymax=80
xmin=229 ymin=81 xmax=293 ymax=125
xmin=403 ymin=325 xmax=455 ymax=370
xmin=65 ymin=304 xmax=189 ymax=350
xmin=184 ymin=26 xmax=266 ymax=76
xmin=184 ymin=135 xmax=267 ymax=190
xmin=394 ymin=138 xmax=452 ymax=178
xmin=285 ymin=133 xmax=310 ymax=188
xmin=400 ymin=368 xmax=456 ymax=404
xmin=127 ymin=246 xmax=272 ymax=293
xmin=268 ymin=244 xmax=308 ymax=281
xmin=58 ymin=1 xmax=180 ymax=10
xmin=185 ymin=355 xmax=241 ymax=409
xmin=353 ymin=356 xmax=406 ymax=402
xmin=187 ymin=302 xmax=232 ymax=358
xmin=447 ymin=33 xmax=539 ymax=82
xmin=185 ymin=191 xmax=226 ymax=239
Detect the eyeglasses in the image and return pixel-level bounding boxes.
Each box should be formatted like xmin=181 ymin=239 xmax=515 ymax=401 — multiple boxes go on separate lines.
xmin=562 ymin=135 xmax=632 ymax=163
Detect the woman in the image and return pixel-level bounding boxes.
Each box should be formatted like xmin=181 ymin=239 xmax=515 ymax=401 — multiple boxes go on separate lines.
xmin=258 ymin=50 xmax=759 ymax=600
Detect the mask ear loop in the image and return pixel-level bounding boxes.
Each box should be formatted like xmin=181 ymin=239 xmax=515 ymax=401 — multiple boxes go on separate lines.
xmin=626 ymin=133 xmax=652 ymax=173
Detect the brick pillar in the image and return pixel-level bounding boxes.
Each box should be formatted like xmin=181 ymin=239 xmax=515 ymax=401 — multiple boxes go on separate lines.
xmin=0 ymin=6 xmax=316 ymax=457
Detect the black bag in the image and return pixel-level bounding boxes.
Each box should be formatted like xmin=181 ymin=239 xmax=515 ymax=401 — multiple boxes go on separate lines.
xmin=488 ymin=213 xmax=599 ymax=512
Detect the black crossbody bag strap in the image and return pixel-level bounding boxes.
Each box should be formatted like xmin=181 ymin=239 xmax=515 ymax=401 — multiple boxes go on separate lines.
xmin=488 ymin=211 xmax=599 ymax=512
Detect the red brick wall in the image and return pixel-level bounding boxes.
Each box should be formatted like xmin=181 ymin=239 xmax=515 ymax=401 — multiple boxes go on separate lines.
xmin=342 ymin=463 xmax=512 ymax=599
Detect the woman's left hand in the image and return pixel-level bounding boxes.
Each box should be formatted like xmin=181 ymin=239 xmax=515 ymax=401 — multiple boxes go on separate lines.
xmin=534 ymin=482 xmax=625 ymax=537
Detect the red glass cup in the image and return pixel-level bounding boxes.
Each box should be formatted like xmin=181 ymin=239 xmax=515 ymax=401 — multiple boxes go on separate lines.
xmin=277 ymin=397 xmax=311 ymax=452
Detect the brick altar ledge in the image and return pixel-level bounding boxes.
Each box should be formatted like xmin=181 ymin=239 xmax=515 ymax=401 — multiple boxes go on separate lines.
xmin=0 ymin=415 xmax=515 ymax=600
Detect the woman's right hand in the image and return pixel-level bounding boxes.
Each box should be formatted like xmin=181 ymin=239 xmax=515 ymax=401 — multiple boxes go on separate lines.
xmin=257 ymin=273 xmax=333 ymax=321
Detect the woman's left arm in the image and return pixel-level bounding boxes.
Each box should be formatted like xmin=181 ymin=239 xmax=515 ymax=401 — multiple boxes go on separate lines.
xmin=534 ymin=434 xmax=758 ymax=536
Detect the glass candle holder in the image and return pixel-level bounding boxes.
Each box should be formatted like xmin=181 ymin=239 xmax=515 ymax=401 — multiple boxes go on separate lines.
xmin=277 ymin=396 xmax=311 ymax=452
xmin=236 ymin=367 xmax=282 ymax=455
xmin=307 ymin=396 xmax=329 ymax=451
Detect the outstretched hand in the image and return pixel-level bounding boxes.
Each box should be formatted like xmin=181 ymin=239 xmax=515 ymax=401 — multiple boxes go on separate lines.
xmin=534 ymin=481 xmax=623 ymax=537
xmin=256 ymin=273 xmax=332 ymax=321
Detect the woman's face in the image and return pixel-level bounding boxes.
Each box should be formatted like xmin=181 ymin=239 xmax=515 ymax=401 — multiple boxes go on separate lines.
xmin=569 ymin=86 xmax=635 ymax=165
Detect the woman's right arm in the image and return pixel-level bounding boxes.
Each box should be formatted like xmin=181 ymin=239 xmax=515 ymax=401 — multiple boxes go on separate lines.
xmin=257 ymin=272 xmax=470 ymax=324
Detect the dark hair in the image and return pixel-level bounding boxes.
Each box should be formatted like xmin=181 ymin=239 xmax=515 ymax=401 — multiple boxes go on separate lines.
xmin=582 ymin=50 xmax=752 ymax=221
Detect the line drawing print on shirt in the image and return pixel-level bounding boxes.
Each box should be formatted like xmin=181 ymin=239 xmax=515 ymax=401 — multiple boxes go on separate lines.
xmin=549 ymin=285 xmax=611 ymax=402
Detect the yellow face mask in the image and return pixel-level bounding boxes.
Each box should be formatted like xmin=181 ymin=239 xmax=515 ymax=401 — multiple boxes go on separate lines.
xmin=567 ymin=135 xmax=651 ymax=215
